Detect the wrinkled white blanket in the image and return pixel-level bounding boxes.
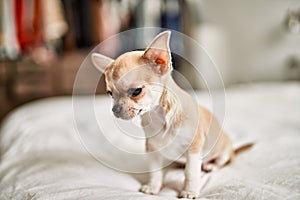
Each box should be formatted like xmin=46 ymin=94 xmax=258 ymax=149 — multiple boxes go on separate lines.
xmin=0 ymin=83 xmax=299 ymax=200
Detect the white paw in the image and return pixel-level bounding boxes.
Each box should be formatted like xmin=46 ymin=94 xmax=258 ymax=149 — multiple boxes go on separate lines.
xmin=179 ymin=190 xmax=199 ymax=199
xmin=140 ymin=184 xmax=161 ymax=195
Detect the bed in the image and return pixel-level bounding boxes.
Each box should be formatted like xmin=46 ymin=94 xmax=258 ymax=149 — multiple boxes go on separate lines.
xmin=0 ymin=82 xmax=299 ymax=200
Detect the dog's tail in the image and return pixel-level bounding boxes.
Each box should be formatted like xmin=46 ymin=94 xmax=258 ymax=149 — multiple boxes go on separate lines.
xmin=231 ymin=134 xmax=255 ymax=154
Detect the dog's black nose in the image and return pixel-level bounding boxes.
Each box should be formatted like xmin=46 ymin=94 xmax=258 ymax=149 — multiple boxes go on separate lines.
xmin=112 ymin=105 xmax=122 ymax=115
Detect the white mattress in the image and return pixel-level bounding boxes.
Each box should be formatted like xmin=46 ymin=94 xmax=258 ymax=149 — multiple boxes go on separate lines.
xmin=0 ymin=82 xmax=299 ymax=199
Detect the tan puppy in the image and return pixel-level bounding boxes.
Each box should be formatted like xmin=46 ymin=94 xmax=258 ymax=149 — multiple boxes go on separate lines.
xmin=92 ymin=31 xmax=234 ymax=199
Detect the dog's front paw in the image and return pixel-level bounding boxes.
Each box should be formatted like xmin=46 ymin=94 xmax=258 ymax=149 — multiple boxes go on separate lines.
xmin=140 ymin=184 xmax=161 ymax=195
xmin=179 ymin=190 xmax=199 ymax=199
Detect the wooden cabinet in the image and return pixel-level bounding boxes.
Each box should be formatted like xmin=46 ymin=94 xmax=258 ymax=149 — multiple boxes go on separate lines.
xmin=0 ymin=51 xmax=106 ymax=122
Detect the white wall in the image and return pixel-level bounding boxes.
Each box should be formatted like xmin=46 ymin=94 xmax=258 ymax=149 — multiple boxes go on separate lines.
xmin=193 ymin=0 xmax=300 ymax=86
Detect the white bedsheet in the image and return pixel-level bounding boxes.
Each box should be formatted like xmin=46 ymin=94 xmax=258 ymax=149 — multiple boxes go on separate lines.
xmin=0 ymin=83 xmax=300 ymax=199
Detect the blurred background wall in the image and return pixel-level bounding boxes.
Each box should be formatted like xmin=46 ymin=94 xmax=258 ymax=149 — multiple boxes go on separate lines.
xmin=0 ymin=0 xmax=300 ymax=121
xmin=195 ymin=0 xmax=300 ymax=87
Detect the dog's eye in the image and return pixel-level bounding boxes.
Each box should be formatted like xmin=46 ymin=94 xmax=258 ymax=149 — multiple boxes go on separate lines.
xmin=106 ymin=91 xmax=113 ymax=96
xmin=128 ymin=88 xmax=142 ymax=97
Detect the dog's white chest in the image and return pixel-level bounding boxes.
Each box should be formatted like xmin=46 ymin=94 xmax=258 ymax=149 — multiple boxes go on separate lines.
xmin=141 ymin=106 xmax=191 ymax=161
xmin=141 ymin=107 xmax=173 ymax=148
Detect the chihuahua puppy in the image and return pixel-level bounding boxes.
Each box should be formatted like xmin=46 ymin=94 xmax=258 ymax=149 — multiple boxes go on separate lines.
xmin=91 ymin=31 xmax=234 ymax=199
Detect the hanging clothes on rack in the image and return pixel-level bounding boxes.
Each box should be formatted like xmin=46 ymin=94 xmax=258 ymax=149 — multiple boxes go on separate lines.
xmin=0 ymin=0 xmax=20 ymax=60
xmin=41 ymin=0 xmax=68 ymax=43
xmin=160 ymin=0 xmax=183 ymax=70
xmin=0 ymin=0 xmax=5 ymax=59
xmin=96 ymin=0 xmax=121 ymax=57
xmin=0 ymin=0 xmax=68 ymax=62
xmin=62 ymin=0 xmax=93 ymax=49
xmin=160 ymin=0 xmax=181 ymax=31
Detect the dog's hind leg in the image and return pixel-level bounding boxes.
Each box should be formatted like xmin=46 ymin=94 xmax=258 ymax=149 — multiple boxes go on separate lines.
xmin=202 ymin=149 xmax=234 ymax=173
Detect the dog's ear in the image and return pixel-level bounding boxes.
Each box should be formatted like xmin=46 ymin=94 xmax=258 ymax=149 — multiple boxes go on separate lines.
xmin=142 ymin=31 xmax=172 ymax=75
xmin=91 ymin=53 xmax=114 ymax=73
